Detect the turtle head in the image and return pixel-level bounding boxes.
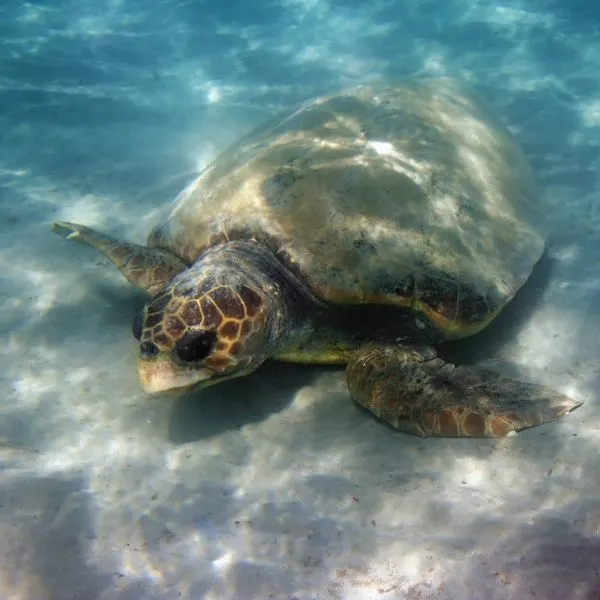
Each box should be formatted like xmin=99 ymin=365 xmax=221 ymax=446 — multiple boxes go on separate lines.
xmin=133 ymin=272 xmax=272 ymax=395
xmin=132 ymin=241 xmax=314 ymax=395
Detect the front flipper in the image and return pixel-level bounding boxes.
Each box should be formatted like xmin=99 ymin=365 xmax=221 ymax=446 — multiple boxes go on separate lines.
xmin=346 ymin=346 xmax=582 ymax=437
xmin=53 ymin=221 xmax=188 ymax=295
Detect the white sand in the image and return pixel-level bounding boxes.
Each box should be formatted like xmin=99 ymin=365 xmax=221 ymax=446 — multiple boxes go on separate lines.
xmin=2 ymin=1 xmax=600 ymax=599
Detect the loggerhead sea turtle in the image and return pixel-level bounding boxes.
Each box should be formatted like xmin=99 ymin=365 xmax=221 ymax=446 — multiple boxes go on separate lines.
xmin=53 ymin=77 xmax=581 ymax=437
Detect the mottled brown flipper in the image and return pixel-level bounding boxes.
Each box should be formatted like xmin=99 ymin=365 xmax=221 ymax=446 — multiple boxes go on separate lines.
xmin=53 ymin=221 xmax=188 ymax=295
xmin=346 ymin=346 xmax=582 ymax=437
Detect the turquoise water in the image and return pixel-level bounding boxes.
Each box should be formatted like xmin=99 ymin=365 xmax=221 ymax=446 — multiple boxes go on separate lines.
xmin=1 ymin=1 xmax=600 ymax=599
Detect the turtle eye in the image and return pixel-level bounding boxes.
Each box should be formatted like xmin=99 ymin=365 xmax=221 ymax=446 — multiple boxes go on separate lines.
xmin=132 ymin=314 xmax=143 ymax=341
xmin=175 ymin=330 xmax=217 ymax=363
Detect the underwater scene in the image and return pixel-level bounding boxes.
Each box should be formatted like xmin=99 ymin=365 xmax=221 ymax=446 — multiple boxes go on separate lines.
xmin=1 ymin=0 xmax=600 ymax=598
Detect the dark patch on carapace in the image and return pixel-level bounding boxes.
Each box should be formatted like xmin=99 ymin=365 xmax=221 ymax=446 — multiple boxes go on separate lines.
xmin=322 ymin=301 xmax=444 ymax=347
xmin=261 ymin=167 xmax=301 ymax=206
xmin=456 ymin=288 xmax=494 ymax=323
xmin=353 ymin=233 xmax=377 ymax=254
xmin=420 ymin=276 xmax=460 ymax=321
xmin=394 ymin=273 xmax=415 ymax=297
xmin=389 ymin=270 xmax=496 ymax=326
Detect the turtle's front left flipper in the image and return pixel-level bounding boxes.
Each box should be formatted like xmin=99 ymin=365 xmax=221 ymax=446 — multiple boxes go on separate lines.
xmin=346 ymin=346 xmax=582 ymax=438
xmin=53 ymin=221 xmax=188 ymax=295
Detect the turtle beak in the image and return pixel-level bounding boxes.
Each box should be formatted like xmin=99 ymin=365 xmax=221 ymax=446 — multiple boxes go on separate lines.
xmin=136 ymin=355 xmax=216 ymax=395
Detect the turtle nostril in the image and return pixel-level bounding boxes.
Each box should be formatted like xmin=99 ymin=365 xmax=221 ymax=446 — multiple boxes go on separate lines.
xmin=140 ymin=341 xmax=159 ymax=357
xmin=132 ymin=314 xmax=143 ymax=340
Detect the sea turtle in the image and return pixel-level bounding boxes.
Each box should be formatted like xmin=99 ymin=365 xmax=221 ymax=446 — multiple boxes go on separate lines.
xmin=53 ymin=77 xmax=581 ymax=437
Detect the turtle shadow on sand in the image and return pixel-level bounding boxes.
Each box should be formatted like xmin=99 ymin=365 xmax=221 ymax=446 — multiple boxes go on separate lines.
xmin=167 ymin=361 xmax=325 ymax=444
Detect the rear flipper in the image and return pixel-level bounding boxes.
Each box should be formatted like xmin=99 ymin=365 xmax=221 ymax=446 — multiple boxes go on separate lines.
xmin=346 ymin=346 xmax=582 ymax=437
xmin=53 ymin=221 xmax=188 ymax=295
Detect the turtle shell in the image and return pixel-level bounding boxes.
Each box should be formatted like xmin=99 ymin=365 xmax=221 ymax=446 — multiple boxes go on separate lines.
xmin=148 ymin=78 xmax=545 ymax=339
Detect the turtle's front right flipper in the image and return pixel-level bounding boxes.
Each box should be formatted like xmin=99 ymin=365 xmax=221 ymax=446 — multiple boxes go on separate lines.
xmin=346 ymin=346 xmax=582 ymax=438
xmin=53 ymin=221 xmax=188 ymax=295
